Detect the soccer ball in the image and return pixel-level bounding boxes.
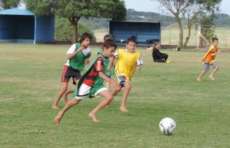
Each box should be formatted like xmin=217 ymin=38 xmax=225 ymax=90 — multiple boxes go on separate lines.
xmin=159 ymin=117 xmax=176 ymax=135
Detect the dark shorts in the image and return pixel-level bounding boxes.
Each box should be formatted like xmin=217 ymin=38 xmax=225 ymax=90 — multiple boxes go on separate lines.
xmin=60 ymin=65 xmax=81 ymax=84
xmin=117 ymin=75 xmax=127 ymax=87
xmin=65 ymin=66 xmax=81 ymax=80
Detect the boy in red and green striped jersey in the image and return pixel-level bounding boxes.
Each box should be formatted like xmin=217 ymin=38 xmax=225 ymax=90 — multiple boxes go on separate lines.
xmin=54 ymin=40 xmax=118 ymax=125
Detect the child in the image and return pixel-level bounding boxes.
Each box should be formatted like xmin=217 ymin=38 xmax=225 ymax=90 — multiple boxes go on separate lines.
xmin=197 ymin=37 xmax=220 ymax=81
xmin=149 ymin=42 xmax=169 ymax=63
xmin=52 ymin=33 xmax=92 ymax=109
xmin=114 ymin=36 xmax=143 ymax=112
xmin=54 ymin=40 xmax=117 ymax=125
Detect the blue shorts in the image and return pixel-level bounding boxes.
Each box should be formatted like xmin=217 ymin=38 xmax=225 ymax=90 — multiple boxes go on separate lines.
xmin=117 ymin=75 xmax=127 ymax=87
xmin=203 ymin=62 xmax=218 ymax=72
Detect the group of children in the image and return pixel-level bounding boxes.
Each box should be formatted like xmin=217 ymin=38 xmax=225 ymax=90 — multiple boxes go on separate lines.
xmin=52 ymin=32 xmax=220 ymax=125
xmin=52 ymin=33 xmax=143 ymax=125
xmin=147 ymin=38 xmax=220 ymax=81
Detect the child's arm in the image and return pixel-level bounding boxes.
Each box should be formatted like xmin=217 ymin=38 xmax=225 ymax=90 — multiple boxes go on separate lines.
xmin=67 ymin=46 xmax=84 ymax=59
xmin=109 ymin=55 xmax=116 ymax=70
xmin=98 ymin=72 xmax=116 ymax=86
xmin=136 ymin=52 xmax=144 ymax=71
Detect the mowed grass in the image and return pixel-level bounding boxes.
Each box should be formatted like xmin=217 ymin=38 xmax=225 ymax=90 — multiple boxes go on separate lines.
xmin=0 ymin=43 xmax=230 ymax=148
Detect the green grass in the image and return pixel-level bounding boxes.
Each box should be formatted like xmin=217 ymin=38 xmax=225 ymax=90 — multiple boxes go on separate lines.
xmin=0 ymin=43 xmax=230 ymax=148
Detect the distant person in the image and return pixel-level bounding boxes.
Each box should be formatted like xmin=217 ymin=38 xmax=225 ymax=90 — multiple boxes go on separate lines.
xmin=52 ymin=33 xmax=92 ymax=109
xmin=196 ymin=37 xmax=220 ymax=81
xmin=148 ymin=42 xmax=169 ymax=63
xmin=104 ymin=34 xmax=113 ymax=42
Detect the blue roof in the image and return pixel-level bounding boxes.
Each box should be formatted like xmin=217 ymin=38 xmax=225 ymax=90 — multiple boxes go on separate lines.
xmin=0 ymin=8 xmax=34 ymax=16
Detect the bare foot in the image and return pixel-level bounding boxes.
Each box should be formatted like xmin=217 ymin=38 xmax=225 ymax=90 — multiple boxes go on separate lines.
xmin=54 ymin=114 xmax=62 ymax=126
xmin=196 ymin=77 xmax=201 ymax=82
xmin=88 ymin=112 xmax=100 ymax=123
xmin=52 ymin=104 xmax=60 ymax=110
xmin=120 ymin=106 xmax=128 ymax=112
xmin=209 ymin=75 xmax=215 ymax=81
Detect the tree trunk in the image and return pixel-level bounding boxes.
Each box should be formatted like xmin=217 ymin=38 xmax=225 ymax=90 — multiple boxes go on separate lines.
xmin=69 ymin=16 xmax=81 ymax=43
xmin=175 ymin=15 xmax=184 ymax=50
xmin=184 ymin=22 xmax=192 ymax=47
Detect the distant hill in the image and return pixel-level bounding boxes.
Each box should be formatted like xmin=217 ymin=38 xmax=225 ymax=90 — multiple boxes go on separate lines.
xmin=214 ymin=13 xmax=230 ymax=27
xmin=79 ymin=9 xmax=230 ymax=30
xmin=126 ymin=9 xmax=175 ymax=26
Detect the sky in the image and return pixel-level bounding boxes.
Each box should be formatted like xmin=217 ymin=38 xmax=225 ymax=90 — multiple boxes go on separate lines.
xmin=125 ymin=0 xmax=230 ymax=15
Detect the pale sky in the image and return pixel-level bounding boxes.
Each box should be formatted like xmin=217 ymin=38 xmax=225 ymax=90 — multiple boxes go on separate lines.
xmin=125 ymin=0 xmax=230 ymax=15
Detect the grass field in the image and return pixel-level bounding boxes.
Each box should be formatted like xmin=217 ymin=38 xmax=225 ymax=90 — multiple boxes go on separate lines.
xmin=1 ymin=43 xmax=230 ymax=148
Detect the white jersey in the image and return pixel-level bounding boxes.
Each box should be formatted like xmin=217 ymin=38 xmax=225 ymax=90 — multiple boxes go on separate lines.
xmin=64 ymin=44 xmax=91 ymax=66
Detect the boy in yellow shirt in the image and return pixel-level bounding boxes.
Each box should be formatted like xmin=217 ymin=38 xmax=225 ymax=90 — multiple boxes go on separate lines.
xmin=114 ymin=36 xmax=143 ymax=112
xmin=197 ymin=37 xmax=219 ymax=81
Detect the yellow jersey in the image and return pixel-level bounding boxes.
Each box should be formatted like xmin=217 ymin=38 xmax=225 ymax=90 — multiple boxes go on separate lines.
xmin=115 ymin=48 xmax=141 ymax=80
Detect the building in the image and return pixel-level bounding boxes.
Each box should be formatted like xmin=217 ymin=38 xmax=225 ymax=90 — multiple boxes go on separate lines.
xmin=0 ymin=7 xmax=54 ymax=43
xmin=109 ymin=21 xmax=161 ymax=44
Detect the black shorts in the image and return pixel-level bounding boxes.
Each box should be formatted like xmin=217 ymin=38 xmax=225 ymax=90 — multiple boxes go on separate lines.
xmin=65 ymin=66 xmax=81 ymax=81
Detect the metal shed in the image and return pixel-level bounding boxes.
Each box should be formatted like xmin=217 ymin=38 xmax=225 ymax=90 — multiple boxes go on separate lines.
xmin=109 ymin=21 xmax=161 ymax=44
xmin=0 ymin=8 xmax=54 ymax=43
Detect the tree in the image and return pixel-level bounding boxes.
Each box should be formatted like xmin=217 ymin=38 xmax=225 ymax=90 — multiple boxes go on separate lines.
xmin=198 ymin=0 xmax=221 ymax=47
xmin=25 ymin=0 xmax=56 ymax=16
xmin=27 ymin=0 xmax=126 ymax=42
xmin=1 ymin=0 xmax=20 ymax=8
xmin=157 ymin=0 xmax=190 ymax=49
xmin=183 ymin=2 xmax=201 ymax=47
xmin=55 ymin=0 xmax=126 ymax=42
xmin=156 ymin=0 xmax=221 ymax=48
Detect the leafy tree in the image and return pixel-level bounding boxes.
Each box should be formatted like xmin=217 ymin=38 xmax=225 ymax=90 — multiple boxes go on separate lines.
xmin=1 ymin=0 xmax=20 ymax=8
xmin=55 ymin=0 xmax=126 ymax=42
xmin=156 ymin=0 xmax=221 ymax=48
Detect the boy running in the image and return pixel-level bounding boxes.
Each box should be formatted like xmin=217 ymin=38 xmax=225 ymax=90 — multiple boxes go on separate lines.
xmin=114 ymin=36 xmax=143 ymax=112
xmin=197 ymin=37 xmax=220 ymax=81
xmin=52 ymin=33 xmax=92 ymax=109
xmin=54 ymin=40 xmax=117 ymax=125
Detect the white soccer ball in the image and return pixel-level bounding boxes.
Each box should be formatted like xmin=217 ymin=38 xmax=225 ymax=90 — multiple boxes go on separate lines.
xmin=159 ymin=117 xmax=176 ymax=135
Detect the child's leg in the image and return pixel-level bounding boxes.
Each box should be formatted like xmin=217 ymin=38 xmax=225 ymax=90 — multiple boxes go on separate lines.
xmin=64 ymin=90 xmax=74 ymax=104
xmin=120 ymin=80 xmax=132 ymax=112
xmin=111 ymin=82 xmax=122 ymax=96
xmin=197 ymin=63 xmax=209 ymax=81
xmin=209 ymin=64 xmax=219 ymax=80
xmin=52 ymin=82 xmax=68 ymax=109
xmin=63 ymin=77 xmax=78 ymax=104
xmin=89 ymin=90 xmax=113 ymax=123
xmin=54 ymin=99 xmax=81 ymax=126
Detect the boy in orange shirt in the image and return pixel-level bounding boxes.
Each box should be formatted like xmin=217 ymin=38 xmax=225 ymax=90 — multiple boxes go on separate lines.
xmin=197 ymin=37 xmax=219 ymax=81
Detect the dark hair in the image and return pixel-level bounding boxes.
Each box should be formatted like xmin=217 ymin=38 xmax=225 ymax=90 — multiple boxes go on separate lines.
xmin=104 ymin=34 xmax=113 ymax=42
xmin=152 ymin=42 xmax=160 ymax=51
xmin=79 ymin=32 xmax=92 ymax=43
xmin=212 ymin=37 xmax=218 ymax=42
xmin=127 ymin=36 xmax=137 ymax=44
xmin=103 ymin=40 xmax=117 ymax=49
